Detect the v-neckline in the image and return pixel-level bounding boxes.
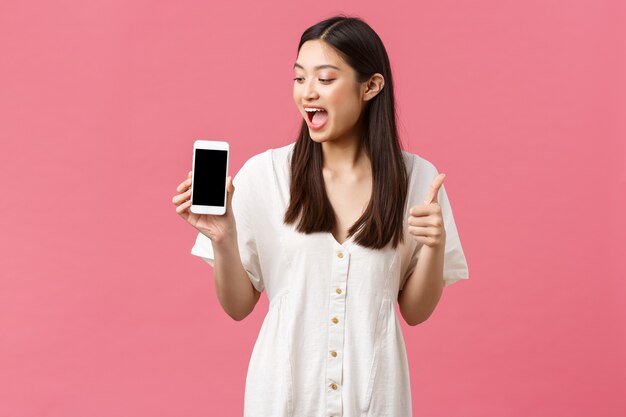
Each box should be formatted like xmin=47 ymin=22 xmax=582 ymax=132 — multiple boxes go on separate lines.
xmin=328 ymin=232 xmax=353 ymax=248
xmin=327 ymin=228 xmax=358 ymax=248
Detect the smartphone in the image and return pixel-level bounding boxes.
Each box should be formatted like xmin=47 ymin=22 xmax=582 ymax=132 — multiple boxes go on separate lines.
xmin=190 ymin=140 xmax=229 ymax=215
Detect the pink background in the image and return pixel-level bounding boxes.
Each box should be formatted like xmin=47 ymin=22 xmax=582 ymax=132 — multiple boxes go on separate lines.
xmin=1 ymin=1 xmax=624 ymax=416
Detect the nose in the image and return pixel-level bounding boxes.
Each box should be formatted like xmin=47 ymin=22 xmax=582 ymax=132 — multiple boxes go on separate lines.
xmin=303 ymin=79 xmax=319 ymax=100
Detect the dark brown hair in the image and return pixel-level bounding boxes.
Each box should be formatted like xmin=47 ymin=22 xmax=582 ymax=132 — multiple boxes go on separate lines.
xmin=284 ymin=15 xmax=408 ymax=250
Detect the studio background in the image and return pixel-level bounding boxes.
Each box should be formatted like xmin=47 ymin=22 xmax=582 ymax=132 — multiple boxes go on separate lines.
xmin=1 ymin=1 xmax=624 ymax=416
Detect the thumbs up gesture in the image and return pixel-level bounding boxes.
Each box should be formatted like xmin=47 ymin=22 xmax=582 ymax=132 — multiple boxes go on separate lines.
xmin=407 ymin=173 xmax=447 ymax=249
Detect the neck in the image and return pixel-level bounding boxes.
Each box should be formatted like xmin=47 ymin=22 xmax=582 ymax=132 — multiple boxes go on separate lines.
xmin=320 ymin=129 xmax=370 ymax=178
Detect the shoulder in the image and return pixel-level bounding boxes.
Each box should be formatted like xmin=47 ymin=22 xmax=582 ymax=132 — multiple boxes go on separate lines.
xmin=400 ymin=149 xmax=440 ymax=181
xmin=240 ymin=142 xmax=294 ymax=171
xmin=400 ymin=149 xmax=444 ymax=211
xmin=238 ymin=148 xmax=269 ymax=174
xmin=269 ymin=141 xmax=296 ymax=172
xmin=234 ymin=142 xmax=294 ymax=187
xmin=270 ymin=141 xmax=296 ymax=159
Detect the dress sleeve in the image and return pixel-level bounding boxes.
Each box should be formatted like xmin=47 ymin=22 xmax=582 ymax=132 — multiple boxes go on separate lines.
xmin=437 ymin=181 xmax=469 ymax=287
xmin=189 ymin=159 xmax=265 ymax=293
xmin=399 ymin=165 xmax=469 ymax=290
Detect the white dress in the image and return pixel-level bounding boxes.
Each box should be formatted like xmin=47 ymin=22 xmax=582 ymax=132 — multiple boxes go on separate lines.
xmin=191 ymin=142 xmax=469 ymax=417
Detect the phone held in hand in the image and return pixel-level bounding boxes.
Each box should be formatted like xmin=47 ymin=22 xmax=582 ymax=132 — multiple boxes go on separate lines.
xmin=190 ymin=140 xmax=229 ymax=215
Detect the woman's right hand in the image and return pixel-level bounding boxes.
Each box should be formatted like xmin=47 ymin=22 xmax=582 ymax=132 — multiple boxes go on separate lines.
xmin=172 ymin=171 xmax=237 ymax=244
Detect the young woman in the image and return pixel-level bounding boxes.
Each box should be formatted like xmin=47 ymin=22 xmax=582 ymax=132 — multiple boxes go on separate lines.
xmin=172 ymin=14 xmax=469 ymax=417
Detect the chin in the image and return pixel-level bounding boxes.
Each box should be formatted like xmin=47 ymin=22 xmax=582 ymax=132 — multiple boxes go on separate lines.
xmin=308 ymin=131 xmax=332 ymax=142
xmin=307 ymin=124 xmax=333 ymax=141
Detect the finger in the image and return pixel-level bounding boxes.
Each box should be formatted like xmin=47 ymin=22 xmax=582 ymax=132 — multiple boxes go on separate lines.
xmin=407 ymin=215 xmax=431 ymax=227
xmin=172 ymin=190 xmax=191 ymax=205
xmin=226 ymin=176 xmax=234 ymax=204
xmin=408 ymin=225 xmax=433 ymax=237
xmin=172 ymin=190 xmax=190 ymax=205
xmin=423 ymin=173 xmax=446 ymax=205
xmin=188 ymin=170 xmax=192 ymax=178
xmin=176 ymin=178 xmax=192 ymax=193
xmin=176 ymin=199 xmax=192 ymax=214
xmin=409 ymin=204 xmax=431 ymax=217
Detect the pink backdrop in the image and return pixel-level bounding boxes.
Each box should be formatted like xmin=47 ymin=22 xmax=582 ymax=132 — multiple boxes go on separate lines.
xmin=1 ymin=1 xmax=624 ymax=416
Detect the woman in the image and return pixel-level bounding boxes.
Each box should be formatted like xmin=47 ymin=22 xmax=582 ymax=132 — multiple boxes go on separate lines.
xmin=172 ymin=14 xmax=469 ymax=417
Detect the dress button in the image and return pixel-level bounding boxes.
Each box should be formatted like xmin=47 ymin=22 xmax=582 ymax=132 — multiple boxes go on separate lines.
xmin=336 ymin=288 xmax=342 ymax=294
xmin=337 ymin=251 xmax=344 ymax=259
xmin=330 ymin=383 xmax=338 ymax=390
xmin=330 ymin=350 xmax=337 ymax=357
xmin=331 ymin=317 xmax=339 ymax=324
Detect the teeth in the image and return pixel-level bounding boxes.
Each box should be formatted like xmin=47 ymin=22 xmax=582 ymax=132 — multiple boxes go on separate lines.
xmin=305 ymin=108 xmax=326 ymax=112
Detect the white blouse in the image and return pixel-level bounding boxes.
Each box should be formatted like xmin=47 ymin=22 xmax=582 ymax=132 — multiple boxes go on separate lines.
xmin=191 ymin=142 xmax=469 ymax=417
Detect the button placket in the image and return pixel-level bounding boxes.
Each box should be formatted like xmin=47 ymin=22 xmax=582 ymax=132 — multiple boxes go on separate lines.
xmin=326 ymin=244 xmax=349 ymax=416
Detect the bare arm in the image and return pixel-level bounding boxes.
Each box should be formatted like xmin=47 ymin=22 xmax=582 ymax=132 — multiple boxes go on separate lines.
xmin=398 ymin=172 xmax=447 ymax=326
xmin=212 ymin=232 xmax=262 ymax=321
xmin=173 ymin=171 xmax=260 ymax=322
xmin=398 ymin=241 xmax=445 ymax=326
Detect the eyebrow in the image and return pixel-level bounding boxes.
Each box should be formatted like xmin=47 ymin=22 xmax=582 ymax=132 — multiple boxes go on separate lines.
xmin=293 ymin=63 xmax=341 ymax=71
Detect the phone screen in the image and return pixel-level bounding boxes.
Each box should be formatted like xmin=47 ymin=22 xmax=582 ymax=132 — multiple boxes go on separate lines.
xmin=192 ymin=148 xmax=228 ymax=206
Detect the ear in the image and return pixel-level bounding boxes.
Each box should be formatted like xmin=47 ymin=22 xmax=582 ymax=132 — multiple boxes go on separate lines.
xmin=362 ymin=73 xmax=385 ymax=102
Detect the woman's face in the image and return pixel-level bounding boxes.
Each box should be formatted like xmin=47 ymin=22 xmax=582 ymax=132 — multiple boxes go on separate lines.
xmin=293 ymin=40 xmax=368 ymax=143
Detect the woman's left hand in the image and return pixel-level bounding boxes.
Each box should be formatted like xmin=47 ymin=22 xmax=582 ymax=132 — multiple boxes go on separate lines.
xmin=407 ymin=173 xmax=447 ymax=249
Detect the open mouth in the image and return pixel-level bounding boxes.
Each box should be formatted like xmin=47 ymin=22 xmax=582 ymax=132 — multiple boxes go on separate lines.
xmin=305 ymin=108 xmax=328 ymax=126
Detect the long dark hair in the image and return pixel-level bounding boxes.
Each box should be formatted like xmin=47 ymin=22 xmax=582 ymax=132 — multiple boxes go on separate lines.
xmin=284 ymin=15 xmax=408 ymax=250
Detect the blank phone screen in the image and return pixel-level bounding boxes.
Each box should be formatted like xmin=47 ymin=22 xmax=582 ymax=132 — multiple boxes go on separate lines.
xmin=192 ymin=149 xmax=227 ymax=206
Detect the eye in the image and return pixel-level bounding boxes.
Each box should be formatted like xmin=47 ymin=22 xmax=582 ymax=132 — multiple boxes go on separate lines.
xmin=293 ymin=77 xmax=334 ymax=84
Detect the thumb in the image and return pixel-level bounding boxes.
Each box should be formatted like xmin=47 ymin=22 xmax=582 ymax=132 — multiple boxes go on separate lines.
xmin=423 ymin=173 xmax=446 ymax=205
xmin=226 ymin=176 xmax=235 ymax=208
